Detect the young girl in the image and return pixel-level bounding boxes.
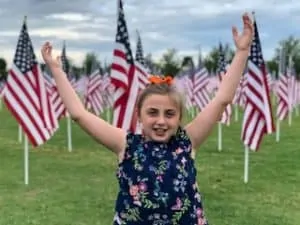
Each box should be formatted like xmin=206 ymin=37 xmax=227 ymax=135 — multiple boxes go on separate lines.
xmin=41 ymin=13 xmax=253 ymax=225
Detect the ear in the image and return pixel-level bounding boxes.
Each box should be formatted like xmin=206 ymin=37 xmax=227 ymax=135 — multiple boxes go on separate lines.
xmin=134 ymin=107 xmax=141 ymax=122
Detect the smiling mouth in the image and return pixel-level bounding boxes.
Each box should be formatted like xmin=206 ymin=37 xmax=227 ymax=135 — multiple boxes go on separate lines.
xmin=153 ymin=128 xmax=167 ymax=136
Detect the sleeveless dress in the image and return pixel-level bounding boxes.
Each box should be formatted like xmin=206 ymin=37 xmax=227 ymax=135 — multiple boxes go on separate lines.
xmin=113 ymin=127 xmax=208 ymax=225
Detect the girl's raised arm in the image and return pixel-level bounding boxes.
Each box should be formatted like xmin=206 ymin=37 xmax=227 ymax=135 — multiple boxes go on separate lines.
xmin=185 ymin=13 xmax=254 ymax=151
xmin=41 ymin=42 xmax=126 ymax=156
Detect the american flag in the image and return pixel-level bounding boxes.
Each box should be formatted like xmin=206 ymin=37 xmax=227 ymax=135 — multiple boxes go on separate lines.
xmin=101 ymin=72 xmax=114 ymax=108
xmin=3 ymin=19 xmax=58 ymax=146
xmin=56 ymin=42 xmax=70 ymax=118
xmin=84 ymin=69 xmax=104 ymax=116
xmin=193 ymin=65 xmax=210 ymax=111
xmin=110 ymin=0 xmax=148 ymax=133
xmin=233 ymin=73 xmax=247 ymax=108
xmin=135 ymin=30 xmax=145 ymax=66
xmin=132 ymin=29 xmax=149 ymax=133
xmin=61 ymin=41 xmax=70 ymax=76
xmin=288 ymin=65 xmax=297 ymax=110
xmin=0 ymin=79 xmax=5 ymax=97
xmin=276 ymin=48 xmax=289 ymax=121
xmin=217 ymin=43 xmax=232 ymax=125
xmin=134 ymin=30 xmax=149 ymax=91
xmin=183 ymin=74 xmax=194 ymax=110
xmin=241 ymin=19 xmax=275 ymax=151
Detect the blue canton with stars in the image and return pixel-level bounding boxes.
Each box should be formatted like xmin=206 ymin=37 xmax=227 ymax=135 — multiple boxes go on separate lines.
xmin=13 ymin=22 xmax=37 ymax=74
xmin=216 ymin=43 xmax=227 ymax=74
xmin=135 ymin=32 xmax=145 ymax=66
xmin=115 ymin=0 xmax=133 ymax=65
xmin=249 ymin=20 xmax=265 ymax=67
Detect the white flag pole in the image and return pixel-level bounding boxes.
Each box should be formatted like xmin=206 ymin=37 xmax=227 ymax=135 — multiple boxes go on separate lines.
xmin=244 ymin=146 xmax=249 ymax=184
xmin=218 ymin=122 xmax=222 ymax=151
xmin=275 ymin=119 xmax=280 ymax=142
xmin=18 ymin=124 xmax=23 ymax=143
xmin=288 ymin=108 xmax=292 ymax=126
xmin=67 ymin=113 xmax=72 ymax=152
xmin=106 ymin=107 xmax=111 ymax=123
xmin=288 ymin=53 xmax=293 ymax=126
xmin=234 ymin=104 xmax=239 ymax=122
xmin=24 ymin=133 xmax=29 ymax=185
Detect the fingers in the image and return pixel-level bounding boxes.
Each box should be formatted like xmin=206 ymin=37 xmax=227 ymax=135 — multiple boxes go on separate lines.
xmin=242 ymin=13 xmax=250 ymax=23
xmin=232 ymin=26 xmax=238 ymax=39
xmin=42 ymin=41 xmax=52 ymax=52
xmin=243 ymin=13 xmax=253 ymax=30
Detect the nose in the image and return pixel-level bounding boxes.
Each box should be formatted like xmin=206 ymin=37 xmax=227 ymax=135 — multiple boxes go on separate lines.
xmin=157 ymin=114 xmax=166 ymax=125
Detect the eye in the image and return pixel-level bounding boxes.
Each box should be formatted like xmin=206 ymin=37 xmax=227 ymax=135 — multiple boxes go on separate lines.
xmin=165 ymin=110 xmax=176 ymax=118
xmin=147 ymin=109 xmax=158 ymax=116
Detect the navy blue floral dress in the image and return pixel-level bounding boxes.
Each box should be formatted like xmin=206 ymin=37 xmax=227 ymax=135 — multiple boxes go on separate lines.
xmin=113 ymin=127 xmax=208 ymax=225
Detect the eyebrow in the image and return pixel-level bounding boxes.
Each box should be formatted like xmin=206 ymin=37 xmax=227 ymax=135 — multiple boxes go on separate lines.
xmin=146 ymin=108 xmax=177 ymax=112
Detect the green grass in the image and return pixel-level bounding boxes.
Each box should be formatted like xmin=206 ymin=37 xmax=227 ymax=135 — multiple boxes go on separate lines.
xmin=1 ymin=103 xmax=300 ymax=225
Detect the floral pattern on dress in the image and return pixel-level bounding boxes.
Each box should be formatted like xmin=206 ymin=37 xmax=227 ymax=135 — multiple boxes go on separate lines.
xmin=113 ymin=127 xmax=208 ymax=225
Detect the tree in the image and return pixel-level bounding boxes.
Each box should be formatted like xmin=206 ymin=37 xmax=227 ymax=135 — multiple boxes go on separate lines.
xmin=144 ymin=53 xmax=161 ymax=74
xmin=273 ymin=35 xmax=300 ymax=79
xmin=203 ymin=43 xmax=235 ymax=74
xmin=203 ymin=43 xmax=234 ymax=73
xmin=266 ymin=59 xmax=278 ymax=79
xmin=159 ymin=48 xmax=181 ymax=77
xmin=181 ymin=56 xmax=195 ymax=71
xmin=203 ymin=46 xmax=219 ymax=74
xmin=223 ymin=43 xmax=235 ymax=62
xmin=70 ymin=65 xmax=84 ymax=79
xmin=82 ymin=52 xmax=101 ymax=76
xmin=0 ymin=58 xmax=7 ymax=80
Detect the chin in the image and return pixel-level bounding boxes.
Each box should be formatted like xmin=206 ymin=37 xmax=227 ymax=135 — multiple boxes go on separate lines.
xmin=150 ymin=134 xmax=172 ymax=143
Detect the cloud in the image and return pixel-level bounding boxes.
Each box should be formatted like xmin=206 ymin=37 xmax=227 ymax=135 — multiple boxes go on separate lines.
xmin=0 ymin=0 xmax=300 ymax=69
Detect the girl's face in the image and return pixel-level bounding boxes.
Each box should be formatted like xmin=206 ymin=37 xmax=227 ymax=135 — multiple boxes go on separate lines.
xmin=139 ymin=94 xmax=181 ymax=142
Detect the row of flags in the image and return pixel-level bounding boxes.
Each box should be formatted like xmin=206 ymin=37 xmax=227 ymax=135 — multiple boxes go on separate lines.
xmin=0 ymin=0 xmax=299 ymax=156
xmin=0 ymin=17 xmax=115 ymax=147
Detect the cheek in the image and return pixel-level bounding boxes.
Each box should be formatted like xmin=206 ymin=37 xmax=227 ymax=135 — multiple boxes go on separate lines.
xmin=139 ymin=116 xmax=153 ymax=126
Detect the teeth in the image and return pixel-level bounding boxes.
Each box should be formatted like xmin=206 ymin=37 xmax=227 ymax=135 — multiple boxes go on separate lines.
xmin=154 ymin=128 xmax=165 ymax=131
xmin=154 ymin=128 xmax=166 ymax=135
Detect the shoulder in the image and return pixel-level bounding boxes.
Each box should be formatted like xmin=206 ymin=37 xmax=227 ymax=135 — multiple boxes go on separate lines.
xmin=175 ymin=126 xmax=191 ymax=142
xmin=173 ymin=126 xmax=192 ymax=149
xmin=118 ymin=132 xmax=142 ymax=163
xmin=125 ymin=131 xmax=142 ymax=145
xmin=174 ymin=126 xmax=196 ymax=157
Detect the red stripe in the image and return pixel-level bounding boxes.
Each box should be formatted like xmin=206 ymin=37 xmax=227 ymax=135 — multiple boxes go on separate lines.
xmin=4 ymin=70 xmax=48 ymax=146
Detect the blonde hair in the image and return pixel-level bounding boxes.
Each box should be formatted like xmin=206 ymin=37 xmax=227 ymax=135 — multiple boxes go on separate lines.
xmin=136 ymin=83 xmax=185 ymax=120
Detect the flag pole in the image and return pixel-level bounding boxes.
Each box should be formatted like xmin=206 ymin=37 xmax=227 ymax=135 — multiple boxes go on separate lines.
xmin=21 ymin=15 xmax=29 ymax=185
xmin=276 ymin=48 xmax=281 ymax=142
xmin=244 ymin=146 xmax=249 ymax=183
xmin=218 ymin=122 xmax=222 ymax=151
xmin=18 ymin=124 xmax=23 ymax=143
xmin=67 ymin=112 xmax=72 ymax=152
xmin=24 ymin=133 xmax=29 ymax=185
xmin=18 ymin=15 xmax=28 ymax=144
xmin=276 ymin=119 xmax=280 ymax=142
xmin=234 ymin=104 xmax=239 ymax=122
xmin=288 ymin=53 xmax=293 ymax=126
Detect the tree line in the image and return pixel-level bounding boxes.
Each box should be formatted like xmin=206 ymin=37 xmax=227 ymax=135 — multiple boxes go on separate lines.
xmin=1 ymin=36 xmax=299 ymax=81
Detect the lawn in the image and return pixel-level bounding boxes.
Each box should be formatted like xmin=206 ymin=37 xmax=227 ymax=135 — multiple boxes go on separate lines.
xmin=0 ymin=103 xmax=299 ymax=225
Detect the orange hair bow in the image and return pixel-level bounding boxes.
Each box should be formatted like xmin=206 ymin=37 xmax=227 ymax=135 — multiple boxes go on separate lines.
xmin=148 ymin=75 xmax=173 ymax=85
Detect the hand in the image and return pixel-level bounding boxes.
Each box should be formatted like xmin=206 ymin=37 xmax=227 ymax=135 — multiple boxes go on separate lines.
xmin=41 ymin=42 xmax=62 ymax=68
xmin=232 ymin=13 xmax=254 ymax=51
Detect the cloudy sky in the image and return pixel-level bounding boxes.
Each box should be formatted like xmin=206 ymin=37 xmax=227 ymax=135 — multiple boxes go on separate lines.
xmin=1 ymin=0 xmax=300 ymax=68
